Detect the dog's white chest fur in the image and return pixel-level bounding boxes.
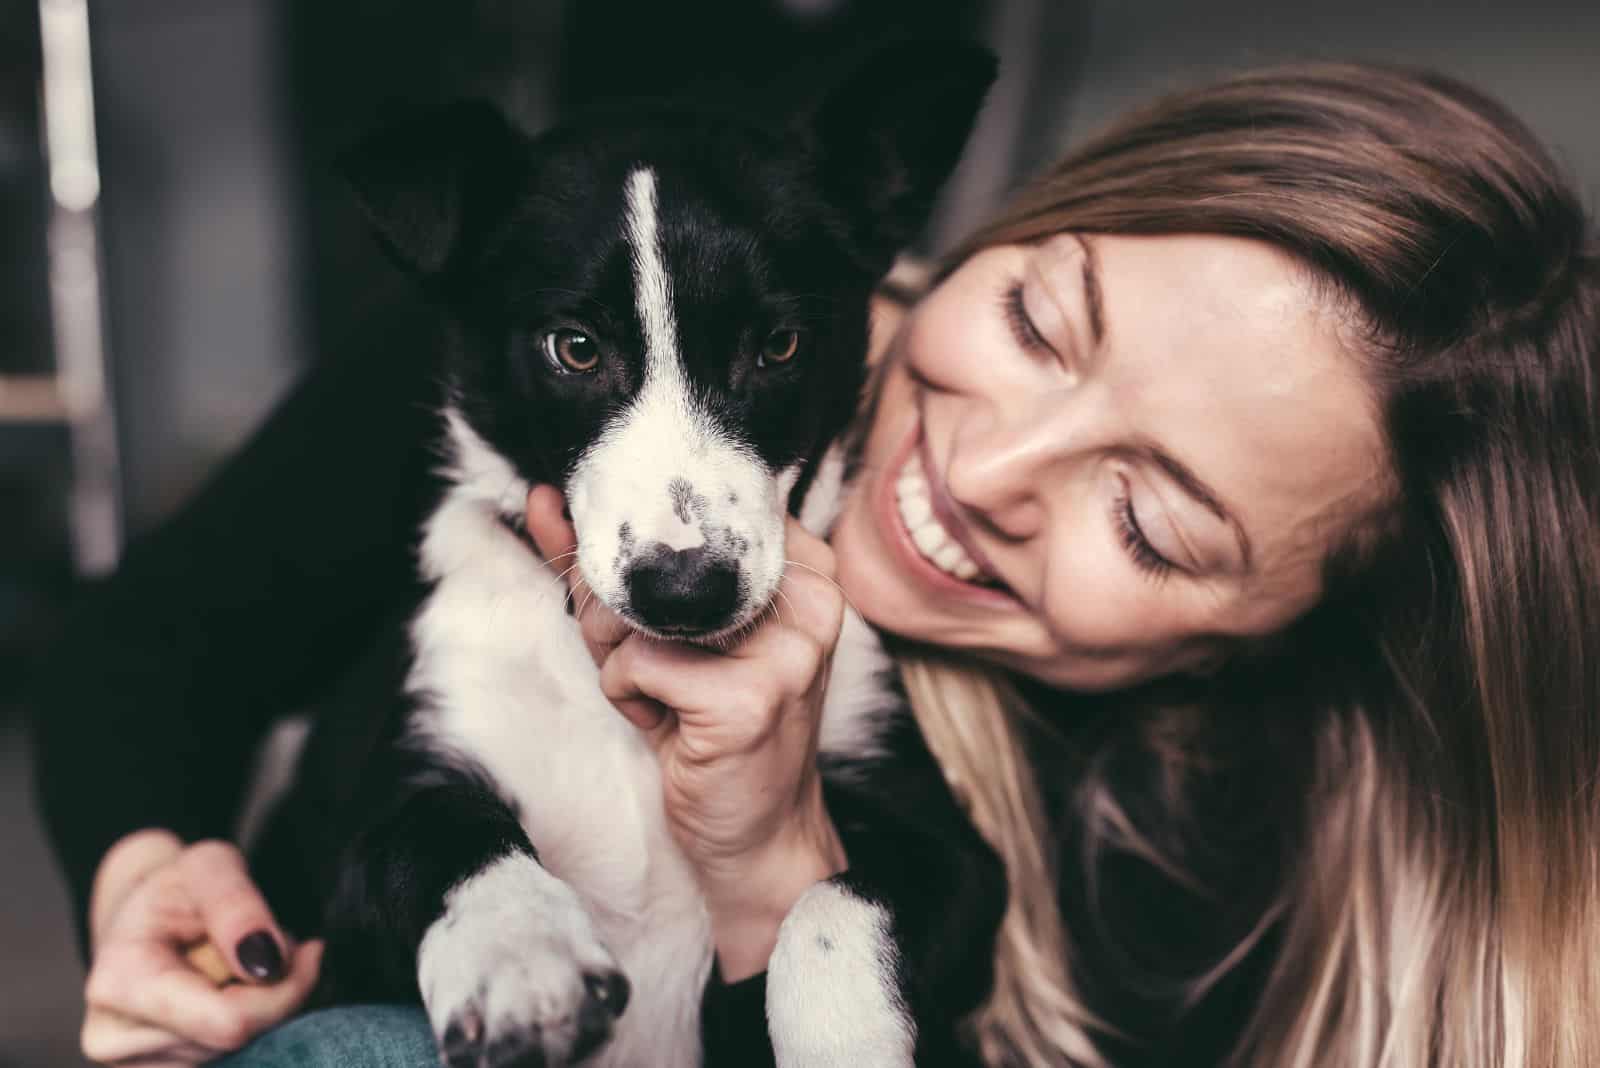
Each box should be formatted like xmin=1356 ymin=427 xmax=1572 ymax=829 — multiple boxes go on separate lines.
xmin=405 ymin=416 xmax=896 ymax=1067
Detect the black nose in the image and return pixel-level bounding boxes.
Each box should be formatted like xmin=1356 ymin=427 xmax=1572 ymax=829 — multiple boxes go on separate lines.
xmin=627 ymin=544 xmax=741 ymax=633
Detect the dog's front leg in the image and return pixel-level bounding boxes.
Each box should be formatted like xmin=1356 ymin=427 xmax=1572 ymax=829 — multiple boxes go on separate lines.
xmin=328 ymin=778 xmax=629 ymax=1068
xmin=765 ymin=743 xmax=1006 ymax=1068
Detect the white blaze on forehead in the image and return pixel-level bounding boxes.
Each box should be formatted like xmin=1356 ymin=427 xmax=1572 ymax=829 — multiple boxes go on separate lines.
xmin=624 ymin=168 xmax=682 ymax=390
xmin=609 ymin=166 xmax=710 ymax=553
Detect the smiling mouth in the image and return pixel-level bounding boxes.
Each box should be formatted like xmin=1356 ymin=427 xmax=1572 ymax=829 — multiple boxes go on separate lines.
xmin=891 ymin=446 xmax=1008 ymax=592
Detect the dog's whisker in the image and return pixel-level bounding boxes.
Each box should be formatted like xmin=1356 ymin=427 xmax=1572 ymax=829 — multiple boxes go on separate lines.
xmin=563 ymin=578 xmax=594 ymax=616
xmin=774 ymin=588 xmax=799 ymax=628
xmin=713 ymin=602 xmax=771 ymax=651
xmin=553 ymin=565 xmax=589 ymax=614
xmin=748 ymin=601 xmax=779 ymax=641
xmin=783 ymin=558 xmax=865 ymax=621
xmin=735 ymin=610 xmax=768 ymax=648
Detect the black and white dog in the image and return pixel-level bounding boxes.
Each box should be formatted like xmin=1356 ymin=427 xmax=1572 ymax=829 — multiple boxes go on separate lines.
xmin=291 ymin=43 xmax=1005 ymax=1068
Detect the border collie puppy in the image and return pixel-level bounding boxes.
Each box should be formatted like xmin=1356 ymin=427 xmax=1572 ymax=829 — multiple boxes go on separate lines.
xmin=306 ymin=43 xmax=1005 ymax=1068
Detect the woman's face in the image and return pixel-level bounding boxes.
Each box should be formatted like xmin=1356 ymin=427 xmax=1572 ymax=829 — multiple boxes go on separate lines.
xmin=831 ymin=233 xmax=1388 ymax=691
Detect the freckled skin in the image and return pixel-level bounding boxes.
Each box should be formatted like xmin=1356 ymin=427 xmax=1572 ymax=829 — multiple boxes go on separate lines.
xmin=668 ymin=478 xmax=696 ymax=525
xmin=612 ymin=522 xmax=636 ymax=577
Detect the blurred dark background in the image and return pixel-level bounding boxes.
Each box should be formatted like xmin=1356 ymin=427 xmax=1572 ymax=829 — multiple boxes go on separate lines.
xmin=2 ymin=1 xmax=1595 ymax=1063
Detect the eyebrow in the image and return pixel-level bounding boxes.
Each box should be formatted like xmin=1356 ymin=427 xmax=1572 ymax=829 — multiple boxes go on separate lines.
xmin=1076 ymin=234 xmax=1106 ymax=347
xmin=1134 ymin=441 xmax=1256 ymax=572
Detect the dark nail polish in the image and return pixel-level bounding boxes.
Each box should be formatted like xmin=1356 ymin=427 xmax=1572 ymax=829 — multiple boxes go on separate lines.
xmin=236 ymin=931 xmax=285 ymax=981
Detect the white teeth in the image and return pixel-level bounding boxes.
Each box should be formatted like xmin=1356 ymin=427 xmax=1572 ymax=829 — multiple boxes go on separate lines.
xmin=897 ymin=470 xmax=928 ymax=496
xmin=911 ymin=520 xmax=947 ymax=556
xmin=893 ymin=450 xmax=989 ymax=585
xmin=898 ymin=493 xmax=932 ymax=527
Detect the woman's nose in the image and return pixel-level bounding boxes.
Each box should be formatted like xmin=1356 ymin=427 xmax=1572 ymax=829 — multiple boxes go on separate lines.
xmin=943 ymin=411 xmax=1058 ymax=541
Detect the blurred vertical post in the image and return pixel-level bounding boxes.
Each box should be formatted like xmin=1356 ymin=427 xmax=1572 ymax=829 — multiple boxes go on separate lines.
xmin=39 ymin=0 xmax=120 ymax=576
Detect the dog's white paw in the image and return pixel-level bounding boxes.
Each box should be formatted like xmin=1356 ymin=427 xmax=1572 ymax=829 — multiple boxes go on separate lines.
xmin=417 ymin=853 xmax=629 ymax=1068
xmin=767 ymin=881 xmax=915 ymax=1068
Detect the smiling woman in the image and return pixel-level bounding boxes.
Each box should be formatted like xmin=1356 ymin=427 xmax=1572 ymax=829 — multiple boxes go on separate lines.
xmin=837 ymin=232 xmax=1387 ymax=689
xmin=829 ymin=61 xmax=1600 ymax=1068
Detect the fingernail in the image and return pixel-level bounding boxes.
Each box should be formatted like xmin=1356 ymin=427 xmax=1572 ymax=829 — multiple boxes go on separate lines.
xmin=236 ymin=931 xmax=285 ymax=981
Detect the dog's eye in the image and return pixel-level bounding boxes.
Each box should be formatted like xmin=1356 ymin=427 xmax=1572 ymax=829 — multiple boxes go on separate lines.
xmin=757 ymin=329 xmax=801 ymax=369
xmin=542 ymin=329 xmax=601 ymax=373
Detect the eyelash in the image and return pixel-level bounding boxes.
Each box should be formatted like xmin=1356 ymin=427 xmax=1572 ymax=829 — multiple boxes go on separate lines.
xmin=1112 ymin=488 xmax=1175 ymax=580
xmin=1004 ymin=278 xmax=1165 ymax=580
xmin=1000 ymin=281 xmax=1048 ymax=352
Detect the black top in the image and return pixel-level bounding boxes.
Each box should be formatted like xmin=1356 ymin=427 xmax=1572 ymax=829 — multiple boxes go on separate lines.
xmin=30 ymin=295 xmax=446 ymax=940
xmin=29 ymin=301 xmax=1277 ymax=1066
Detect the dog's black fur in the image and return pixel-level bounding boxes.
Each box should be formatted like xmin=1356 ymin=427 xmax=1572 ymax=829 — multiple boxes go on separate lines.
xmin=258 ymin=42 xmax=1007 ymax=1068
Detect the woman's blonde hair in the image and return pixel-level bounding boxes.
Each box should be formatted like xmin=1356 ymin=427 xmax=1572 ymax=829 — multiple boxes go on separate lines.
xmin=890 ymin=63 xmax=1600 ymax=1067
xmin=898 ymin=651 xmax=1105 ymax=1067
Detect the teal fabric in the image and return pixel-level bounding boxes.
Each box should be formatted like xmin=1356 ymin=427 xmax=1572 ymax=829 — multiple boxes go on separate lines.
xmin=216 ymin=1005 xmax=435 ymax=1068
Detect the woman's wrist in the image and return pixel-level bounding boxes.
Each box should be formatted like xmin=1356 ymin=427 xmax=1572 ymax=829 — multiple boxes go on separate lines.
xmin=701 ymin=789 xmax=847 ymax=982
xmin=89 ymin=828 xmax=183 ymax=949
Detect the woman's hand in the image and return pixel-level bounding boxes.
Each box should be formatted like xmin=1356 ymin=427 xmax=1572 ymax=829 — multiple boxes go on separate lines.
xmin=525 ymin=485 xmax=848 ymax=980
xmin=80 ymin=829 xmax=322 ymax=1066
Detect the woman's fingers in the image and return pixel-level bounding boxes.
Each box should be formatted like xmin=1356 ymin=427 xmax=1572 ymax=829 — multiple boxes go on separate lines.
xmin=80 ymin=1007 xmax=183 ymax=1064
xmin=600 ymin=629 xmax=825 ymax=747
xmin=82 ymin=835 xmax=323 ymax=1066
xmin=766 ymin=518 xmax=844 ymax=649
xmin=80 ymin=1006 xmax=215 ymax=1067
xmin=174 ymin=841 xmax=288 ymax=983
xmin=598 ymin=640 xmax=706 ymax=724
xmin=525 ymin=484 xmax=631 ymax=663
xmin=86 ymin=939 xmax=252 ymax=1052
xmin=89 ymin=830 xmax=185 ymax=948
xmin=783 ymin=515 xmax=837 ymax=575
xmin=83 ymin=937 xmax=322 ymax=1062
xmin=523 ymin=483 xmax=575 ymax=566
xmin=611 ymin=691 xmax=669 ymax=732
xmin=218 ymin=938 xmax=323 ymax=1038
xmin=577 ymin=593 xmax=633 ymax=664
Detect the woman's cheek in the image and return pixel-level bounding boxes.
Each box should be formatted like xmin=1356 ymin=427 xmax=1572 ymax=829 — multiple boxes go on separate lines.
xmin=1043 ymin=525 xmax=1162 ymax=654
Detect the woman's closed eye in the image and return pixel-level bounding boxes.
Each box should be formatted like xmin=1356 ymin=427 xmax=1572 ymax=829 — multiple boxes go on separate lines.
xmin=1001 ymin=280 xmax=1051 ymax=355
xmin=1000 ymin=268 xmax=1081 ymax=376
xmin=1112 ymin=475 xmax=1178 ymax=580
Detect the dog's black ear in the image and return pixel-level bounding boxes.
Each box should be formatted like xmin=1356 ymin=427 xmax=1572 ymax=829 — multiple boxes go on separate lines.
xmin=339 ymin=100 xmax=526 ymax=280
xmin=804 ymin=41 xmax=996 ymax=273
